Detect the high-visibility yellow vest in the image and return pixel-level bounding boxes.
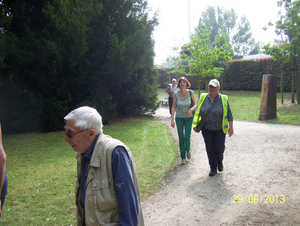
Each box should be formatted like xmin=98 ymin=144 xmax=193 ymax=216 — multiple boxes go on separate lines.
xmin=192 ymin=93 xmax=229 ymax=134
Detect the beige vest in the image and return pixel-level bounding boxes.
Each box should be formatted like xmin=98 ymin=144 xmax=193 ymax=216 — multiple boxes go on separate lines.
xmin=75 ymin=134 xmax=144 ymax=226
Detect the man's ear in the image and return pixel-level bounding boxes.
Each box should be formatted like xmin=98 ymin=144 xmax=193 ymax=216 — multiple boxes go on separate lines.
xmin=89 ymin=129 xmax=96 ymax=139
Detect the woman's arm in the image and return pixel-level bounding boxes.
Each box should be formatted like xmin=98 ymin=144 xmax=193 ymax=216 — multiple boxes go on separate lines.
xmin=228 ymin=121 xmax=234 ymax=137
xmin=187 ymin=94 xmax=197 ymax=117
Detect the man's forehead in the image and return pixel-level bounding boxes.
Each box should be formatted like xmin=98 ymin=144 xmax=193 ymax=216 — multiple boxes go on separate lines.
xmin=64 ymin=120 xmax=77 ymax=130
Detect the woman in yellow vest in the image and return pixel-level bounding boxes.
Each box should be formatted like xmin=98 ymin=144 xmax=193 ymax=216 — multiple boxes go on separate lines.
xmin=192 ymin=79 xmax=234 ymax=176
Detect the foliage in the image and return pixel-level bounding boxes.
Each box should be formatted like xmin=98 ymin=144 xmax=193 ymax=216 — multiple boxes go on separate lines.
xmin=263 ymin=41 xmax=290 ymax=103
xmin=157 ymin=58 xmax=294 ymax=92
xmin=197 ymin=6 xmax=258 ymax=57
xmin=231 ymin=16 xmax=255 ymax=55
xmin=162 ymin=44 xmax=190 ymax=85
xmin=0 ymin=0 xmax=159 ymax=134
xmin=222 ymin=58 xmax=294 ymax=91
xmin=187 ymin=25 xmax=232 ymax=97
xmin=271 ymin=0 xmax=300 ymax=103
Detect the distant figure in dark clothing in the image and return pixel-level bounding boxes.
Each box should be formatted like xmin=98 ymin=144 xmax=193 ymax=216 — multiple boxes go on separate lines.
xmin=0 ymin=123 xmax=8 ymax=218
xmin=166 ymin=78 xmax=178 ymax=115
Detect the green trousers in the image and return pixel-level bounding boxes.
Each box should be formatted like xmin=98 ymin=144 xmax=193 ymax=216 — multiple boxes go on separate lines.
xmin=175 ymin=117 xmax=193 ymax=159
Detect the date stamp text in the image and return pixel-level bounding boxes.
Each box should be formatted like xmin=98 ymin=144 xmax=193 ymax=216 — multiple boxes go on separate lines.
xmin=233 ymin=195 xmax=285 ymax=204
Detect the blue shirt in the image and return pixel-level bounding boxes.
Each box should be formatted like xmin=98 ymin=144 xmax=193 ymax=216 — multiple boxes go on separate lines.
xmin=81 ymin=135 xmax=138 ymax=226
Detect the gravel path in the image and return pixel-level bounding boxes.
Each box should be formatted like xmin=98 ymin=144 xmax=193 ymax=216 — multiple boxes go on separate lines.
xmin=142 ymin=105 xmax=300 ymax=226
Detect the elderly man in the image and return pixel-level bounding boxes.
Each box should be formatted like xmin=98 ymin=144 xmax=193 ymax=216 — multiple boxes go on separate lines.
xmin=0 ymin=123 xmax=8 ymax=218
xmin=64 ymin=106 xmax=144 ymax=226
xmin=166 ymin=78 xmax=178 ymax=115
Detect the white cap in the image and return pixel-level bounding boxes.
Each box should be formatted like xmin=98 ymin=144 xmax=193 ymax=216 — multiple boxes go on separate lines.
xmin=208 ymin=79 xmax=220 ymax=87
xmin=172 ymin=78 xmax=176 ymax=82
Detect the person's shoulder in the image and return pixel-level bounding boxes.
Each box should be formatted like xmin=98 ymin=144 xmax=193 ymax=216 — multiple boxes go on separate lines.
xmin=112 ymin=146 xmax=127 ymax=155
xmin=188 ymin=89 xmax=194 ymax=94
xmin=219 ymin=93 xmax=228 ymax=99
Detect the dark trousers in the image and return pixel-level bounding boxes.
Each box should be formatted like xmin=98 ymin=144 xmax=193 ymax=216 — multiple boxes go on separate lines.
xmin=202 ymin=128 xmax=226 ymax=170
xmin=168 ymin=96 xmax=173 ymax=115
xmin=1 ymin=172 xmax=8 ymax=209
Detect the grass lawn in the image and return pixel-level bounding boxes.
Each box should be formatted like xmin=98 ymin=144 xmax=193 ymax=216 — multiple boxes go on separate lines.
xmin=1 ymin=118 xmax=177 ymax=225
xmin=1 ymin=89 xmax=299 ymax=225
xmin=158 ymin=88 xmax=300 ymax=125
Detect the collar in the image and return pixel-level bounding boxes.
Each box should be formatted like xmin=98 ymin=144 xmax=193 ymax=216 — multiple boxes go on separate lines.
xmin=207 ymin=93 xmax=220 ymax=99
xmin=81 ymin=134 xmax=99 ymax=160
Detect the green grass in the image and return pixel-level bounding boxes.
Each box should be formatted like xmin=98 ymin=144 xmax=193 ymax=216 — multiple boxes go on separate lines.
xmin=103 ymin=118 xmax=177 ymax=194
xmin=1 ymin=118 xmax=177 ymax=226
xmin=158 ymin=88 xmax=300 ymax=125
xmin=222 ymin=90 xmax=300 ymax=125
xmin=1 ymin=90 xmax=299 ymax=225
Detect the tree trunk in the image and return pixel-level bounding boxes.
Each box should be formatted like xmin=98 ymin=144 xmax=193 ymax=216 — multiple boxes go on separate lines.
xmin=298 ymin=69 xmax=300 ymax=104
xmin=291 ymin=70 xmax=295 ymax=103
xmin=281 ymin=65 xmax=283 ymax=104
xmin=259 ymin=74 xmax=277 ymax=121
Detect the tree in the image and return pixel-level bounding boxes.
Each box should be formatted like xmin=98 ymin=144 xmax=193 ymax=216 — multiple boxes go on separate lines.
xmin=84 ymin=0 xmax=159 ymax=120
xmin=0 ymin=0 xmax=159 ymax=134
xmin=263 ymin=42 xmax=290 ymax=103
xmin=275 ymin=0 xmax=300 ymax=104
xmin=187 ymin=25 xmax=232 ymax=99
xmin=0 ymin=0 xmax=102 ymax=133
xmin=232 ymin=16 xmax=256 ymax=55
xmin=197 ymin=6 xmax=258 ymax=57
xmin=163 ymin=44 xmax=191 ymax=85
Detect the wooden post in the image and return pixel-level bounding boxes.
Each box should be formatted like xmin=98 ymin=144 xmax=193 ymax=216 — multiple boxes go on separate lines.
xmin=258 ymin=74 xmax=277 ymax=121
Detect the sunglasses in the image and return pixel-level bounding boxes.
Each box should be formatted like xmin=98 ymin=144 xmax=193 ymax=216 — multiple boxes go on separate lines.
xmin=65 ymin=129 xmax=88 ymax=139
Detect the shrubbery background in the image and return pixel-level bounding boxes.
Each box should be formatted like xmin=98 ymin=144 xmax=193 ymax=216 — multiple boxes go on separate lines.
xmin=157 ymin=58 xmax=293 ymax=92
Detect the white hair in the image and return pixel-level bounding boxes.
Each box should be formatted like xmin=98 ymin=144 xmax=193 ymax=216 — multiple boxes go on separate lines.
xmin=64 ymin=106 xmax=103 ymax=135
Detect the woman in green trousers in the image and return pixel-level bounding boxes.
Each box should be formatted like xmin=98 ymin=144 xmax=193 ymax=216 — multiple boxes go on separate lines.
xmin=171 ymin=77 xmax=197 ymax=165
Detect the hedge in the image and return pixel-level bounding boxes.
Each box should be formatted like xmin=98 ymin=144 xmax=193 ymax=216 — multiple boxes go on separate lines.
xmin=157 ymin=58 xmax=294 ymax=92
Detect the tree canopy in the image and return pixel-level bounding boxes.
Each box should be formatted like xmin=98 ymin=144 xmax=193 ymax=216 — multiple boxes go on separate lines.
xmin=197 ymin=6 xmax=258 ymax=57
xmin=188 ymin=26 xmax=232 ymax=97
xmin=264 ymin=0 xmax=300 ymax=104
xmin=0 ymin=0 xmax=159 ymax=134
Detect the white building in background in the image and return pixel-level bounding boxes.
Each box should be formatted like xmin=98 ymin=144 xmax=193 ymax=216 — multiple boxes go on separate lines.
xmin=242 ymin=53 xmax=272 ymax=60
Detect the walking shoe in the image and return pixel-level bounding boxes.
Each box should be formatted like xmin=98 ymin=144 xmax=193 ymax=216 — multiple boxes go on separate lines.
xmin=187 ymin=152 xmax=191 ymax=159
xmin=209 ymin=170 xmax=217 ymax=176
xmin=218 ymin=162 xmax=223 ymax=172
xmin=181 ymin=159 xmax=186 ymax=165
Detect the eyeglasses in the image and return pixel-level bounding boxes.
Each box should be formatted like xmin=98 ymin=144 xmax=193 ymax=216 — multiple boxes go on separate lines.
xmin=65 ymin=129 xmax=88 ymax=139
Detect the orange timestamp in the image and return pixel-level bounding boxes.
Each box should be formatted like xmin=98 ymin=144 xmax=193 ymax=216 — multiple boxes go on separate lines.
xmin=233 ymin=194 xmax=285 ymax=204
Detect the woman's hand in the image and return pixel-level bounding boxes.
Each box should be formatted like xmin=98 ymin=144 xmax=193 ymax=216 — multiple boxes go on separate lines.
xmin=228 ymin=127 xmax=234 ymax=137
xmin=228 ymin=121 xmax=234 ymax=137
xmin=171 ymin=120 xmax=175 ymax=128
xmin=187 ymin=109 xmax=193 ymax=117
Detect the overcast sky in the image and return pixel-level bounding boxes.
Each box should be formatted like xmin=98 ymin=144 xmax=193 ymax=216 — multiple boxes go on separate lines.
xmin=147 ymin=0 xmax=282 ymax=65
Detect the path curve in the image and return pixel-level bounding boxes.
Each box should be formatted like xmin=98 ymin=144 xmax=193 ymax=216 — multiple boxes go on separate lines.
xmin=142 ymin=105 xmax=300 ymax=226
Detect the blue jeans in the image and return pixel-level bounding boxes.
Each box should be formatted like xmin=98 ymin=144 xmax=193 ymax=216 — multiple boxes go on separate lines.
xmin=175 ymin=117 xmax=193 ymax=159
